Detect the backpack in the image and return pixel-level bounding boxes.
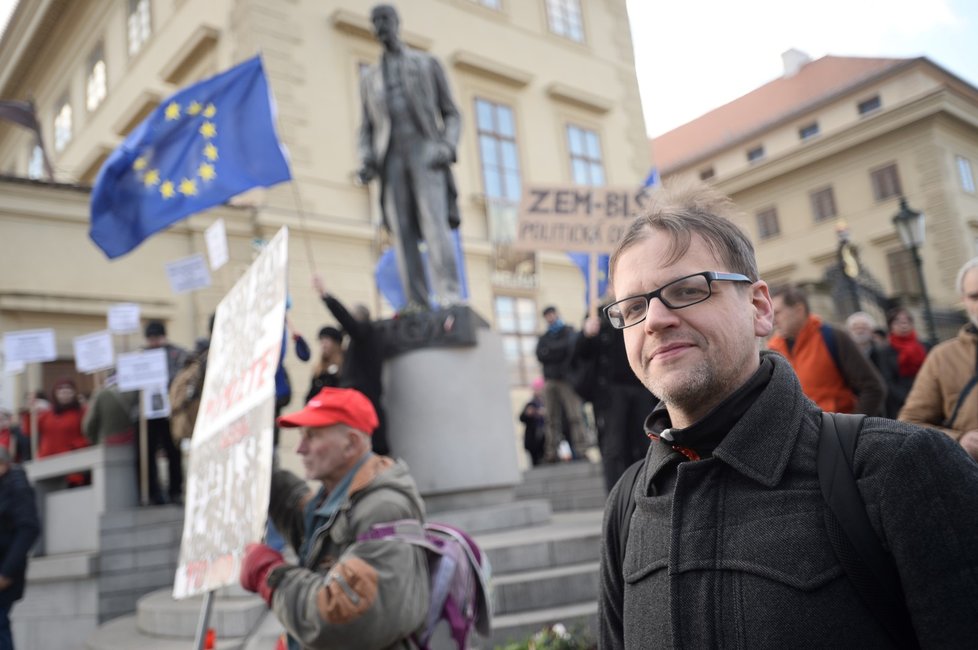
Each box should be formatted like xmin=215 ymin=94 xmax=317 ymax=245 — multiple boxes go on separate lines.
xmin=168 ymin=352 xmax=207 ymax=441
xmin=613 ymin=412 xmax=918 ymax=649
xmin=357 ymin=519 xmax=493 ymax=650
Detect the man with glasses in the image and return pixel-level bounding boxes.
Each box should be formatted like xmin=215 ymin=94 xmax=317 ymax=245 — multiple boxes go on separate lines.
xmin=599 ymin=183 xmax=978 ymax=649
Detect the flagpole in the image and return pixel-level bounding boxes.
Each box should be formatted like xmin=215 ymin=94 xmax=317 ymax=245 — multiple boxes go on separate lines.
xmin=289 ymin=181 xmax=318 ymax=274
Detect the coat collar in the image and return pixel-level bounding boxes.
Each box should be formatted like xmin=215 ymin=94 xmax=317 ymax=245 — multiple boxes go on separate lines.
xmin=643 ymin=352 xmax=812 ymax=490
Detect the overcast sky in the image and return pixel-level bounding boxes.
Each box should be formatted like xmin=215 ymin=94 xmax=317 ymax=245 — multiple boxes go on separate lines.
xmin=2 ymin=0 xmax=976 ymax=138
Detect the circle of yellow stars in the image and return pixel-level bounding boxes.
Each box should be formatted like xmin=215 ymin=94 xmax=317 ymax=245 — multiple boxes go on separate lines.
xmin=132 ymin=100 xmax=220 ymax=199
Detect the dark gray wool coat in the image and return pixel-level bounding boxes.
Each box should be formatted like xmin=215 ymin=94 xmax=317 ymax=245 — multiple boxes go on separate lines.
xmin=600 ymin=352 xmax=978 ymax=649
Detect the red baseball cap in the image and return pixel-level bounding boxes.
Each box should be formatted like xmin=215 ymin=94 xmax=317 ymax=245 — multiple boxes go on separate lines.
xmin=276 ymin=387 xmax=378 ymax=434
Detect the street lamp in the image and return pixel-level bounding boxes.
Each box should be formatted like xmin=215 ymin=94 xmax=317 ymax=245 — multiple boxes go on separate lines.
xmin=892 ymin=197 xmax=938 ymax=345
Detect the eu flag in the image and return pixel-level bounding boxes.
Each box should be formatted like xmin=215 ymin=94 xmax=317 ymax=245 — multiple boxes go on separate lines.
xmin=90 ymin=56 xmax=291 ymax=258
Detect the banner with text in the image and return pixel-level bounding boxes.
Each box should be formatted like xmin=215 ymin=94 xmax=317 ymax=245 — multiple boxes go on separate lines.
xmin=515 ymin=185 xmax=651 ymax=253
xmin=173 ymin=227 xmax=288 ymax=600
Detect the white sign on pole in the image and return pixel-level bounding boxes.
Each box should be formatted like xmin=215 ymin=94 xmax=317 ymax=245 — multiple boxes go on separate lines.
xmin=143 ymin=383 xmax=172 ymax=419
xmin=204 ymin=219 xmax=229 ymax=270
xmin=173 ymin=227 xmax=288 ymax=600
xmin=2 ymin=358 xmax=25 ymax=376
xmin=73 ymin=331 xmax=115 ymax=374
xmin=165 ymin=254 xmax=212 ymax=294
xmin=107 ymin=303 xmax=142 ymax=334
xmin=116 ymin=349 xmax=169 ymax=391
xmin=3 ymin=329 xmax=57 ymax=364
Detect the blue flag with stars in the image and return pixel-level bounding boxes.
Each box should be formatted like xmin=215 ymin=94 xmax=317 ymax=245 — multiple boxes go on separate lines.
xmin=90 ymin=56 xmax=291 ymax=258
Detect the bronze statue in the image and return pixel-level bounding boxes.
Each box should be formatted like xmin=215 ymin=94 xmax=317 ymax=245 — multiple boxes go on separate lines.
xmin=357 ymin=4 xmax=462 ymax=311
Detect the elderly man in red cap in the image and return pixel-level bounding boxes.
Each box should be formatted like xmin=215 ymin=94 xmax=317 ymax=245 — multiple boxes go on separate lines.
xmin=239 ymin=387 xmax=429 ymax=650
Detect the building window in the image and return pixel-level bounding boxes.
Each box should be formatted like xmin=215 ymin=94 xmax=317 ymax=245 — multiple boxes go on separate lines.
xmin=475 ymin=98 xmax=521 ymax=203
xmin=870 ymin=163 xmax=902 ymax=201
xmin=545 ymin=0 xmax=584 ymax=42
xmin=810 ymin=186 xmax=837 ymax=222
xmin=494 ymin=295 xmax=539 ymax=385
xmin=799 ymin=122 xmax=819 ymax=141
xmin=887 ymin=248 xmax=921 ymax=297
xmin=469 ymin=0 xmax=501 ymax=8
xmin=858 ymin=95 xmax=881 ymax=116
xmin=127 ymin=0 xmax=152 ymax=56
xmin=86 ymin=44 xmax=107 ymax=112
xmin=747 ymin=145 xmax=765 ymax=163
xmin=756 ymin=207 xmax=780 ymax=239
xmin=27 ymin=144 xmax=44 ymax=179
xmin=699 ymin=167 xmax=715 ymax=181
xmin=53 ymin=96 xmax=72 ymax=153
xmin=567 ymin=125 xmax=604 ymax=185
xmin=957 ymin=155 xmax=976 ymax=194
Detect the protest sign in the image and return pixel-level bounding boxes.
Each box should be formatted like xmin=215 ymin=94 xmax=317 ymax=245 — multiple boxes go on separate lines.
xmin=73 ymin=331 xmax=115 ymax=374
xmin=205 ymin=218 xmax=229 ymax=270
xmin=116 ymin=349 xmax=168 ymax=391
xmin=173 ymin=227 xmax=288 ymax=600
xmin=515 ymin=185 xmax=651 ymax=253
xmin=165 ymin=253 xmax=212 ymax=294
xmin=2 ymin=329 xmax=57 ymax=364
xmin=142 ymin=384 xmax=171 ymax=419
xmin=107 ymin=303 xmax=141 ymax=333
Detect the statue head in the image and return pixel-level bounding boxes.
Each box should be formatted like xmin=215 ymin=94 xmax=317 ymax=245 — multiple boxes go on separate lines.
xmin=370 ymin=4 xmax=401 ymax=51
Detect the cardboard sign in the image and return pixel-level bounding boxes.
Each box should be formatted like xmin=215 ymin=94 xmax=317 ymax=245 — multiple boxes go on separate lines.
xmin=73 ymin=331 xmax=115 ymax=374
xmin=2 ymin=329 xmax=57 ymax=364
xmin=515 ymin=185 xmax=651 ymax=253
xmin=165 ymin=253 xmax=212 ymax=294
xmin=107 ymin=303 xmax=141 ymax=333
xmin=173 ymin=227 xmax=288 ymax=600
xmin=205 ymin=218 xmax=229 ymax=270
xmin=116 ymin=349 xmax=169 ymax=391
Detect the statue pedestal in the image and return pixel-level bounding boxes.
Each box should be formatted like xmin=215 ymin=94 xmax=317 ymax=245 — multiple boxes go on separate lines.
xmin=381 ymin=310 xmax=520 ymax=511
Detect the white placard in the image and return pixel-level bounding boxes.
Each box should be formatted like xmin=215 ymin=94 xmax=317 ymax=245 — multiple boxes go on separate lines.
xmin=205 ymin=219 xmax=229 ymax=270
xmin=108 ymin=303 xmax=141 ymax=334
xmin=116 ymin=348 xmax=169 ymax=391
xmin=73 ymin=330 xmax=115 ymax=374
xmin=165 ymin=254 xmax=212 ymax=294
xmin=2 ymin=329 xmax=57 ymax=364
xmin=143 ymin=383 xmax=172 ymax=419
xmin=174 ymin=227 xmax=288 ymax=600
xmin=2 ymin=358 xmax=25 ymax=376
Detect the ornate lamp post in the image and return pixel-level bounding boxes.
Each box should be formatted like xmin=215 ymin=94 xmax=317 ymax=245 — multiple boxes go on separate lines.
xmin=892 ymin=197 xmax=938 ymax=345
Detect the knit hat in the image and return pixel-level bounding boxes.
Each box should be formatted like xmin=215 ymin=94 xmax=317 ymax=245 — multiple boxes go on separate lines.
xmin=318 ymin=326 xmax=343 ymax=343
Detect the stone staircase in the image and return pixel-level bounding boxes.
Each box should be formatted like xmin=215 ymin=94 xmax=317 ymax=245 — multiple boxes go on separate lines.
xmin=85 ymin=461 xmax=608 ymax=650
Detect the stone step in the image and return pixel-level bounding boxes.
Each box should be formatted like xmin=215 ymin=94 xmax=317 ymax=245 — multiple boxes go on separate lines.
xmin=475 ymin=509 xmax=602 ymax=575
xmin=136 ymin=589 xmax=266 ymax=639
xmin=514 ymin=473 xmax=606 ymax=498
xmin=85 ymin=614 xmax=248 ymax=650
xmin=548 ymin=490 xmax=609 ymax=512
xmin=428 ymin=498 xmax=552 ymax=534
xmin=522 ymin=460 xmax=603 ymax=482
xmin=491 ymin=561 xmax=600 ymax=615
xmin=485 ymin=601 xmax=599 ymax=649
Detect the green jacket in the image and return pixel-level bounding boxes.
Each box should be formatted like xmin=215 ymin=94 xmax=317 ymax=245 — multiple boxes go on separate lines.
xmin=268 ymin=456 xmax=429 ymax=650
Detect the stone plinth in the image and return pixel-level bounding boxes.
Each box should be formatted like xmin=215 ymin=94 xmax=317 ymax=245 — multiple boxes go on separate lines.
xmin=383 ymin=317 xmax=520 ymax=508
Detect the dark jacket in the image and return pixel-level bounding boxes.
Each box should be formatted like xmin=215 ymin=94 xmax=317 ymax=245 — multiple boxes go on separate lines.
xmin=865 ymin=343 xmax=907 ymax=419
xmin=535 ymin=324 xmax=576 ymax=381
xmin=572 ymin=315 xmax=643 ymax=407
xmin=0 ymin=466 xmax=40 ymax=606
xmin=600 ymin=352 xmax=978 ymax=649
xmin=322 ymin=294 xmax=383 ymax=404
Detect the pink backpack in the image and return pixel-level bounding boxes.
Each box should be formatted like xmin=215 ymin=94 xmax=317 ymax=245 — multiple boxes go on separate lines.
xmin=358 ymin=519 xmax=493 ymax=649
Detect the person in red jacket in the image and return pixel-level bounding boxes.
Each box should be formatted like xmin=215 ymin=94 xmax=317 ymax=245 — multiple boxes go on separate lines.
xmin=37 ymin=378 xmax=90 ymax=487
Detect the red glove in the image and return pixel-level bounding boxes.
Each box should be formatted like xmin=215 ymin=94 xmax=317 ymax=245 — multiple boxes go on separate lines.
xmin=240 ymin=543 xmax=285 ymax=606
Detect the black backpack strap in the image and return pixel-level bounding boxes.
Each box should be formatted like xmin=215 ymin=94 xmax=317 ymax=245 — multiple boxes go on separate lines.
xmin=943 ymin=347 xmax=978 ymax=429
xmin=615 ymin=459 xmax=645 ymax=562
xmin=818 ymin=412 xmax=919 ymax=649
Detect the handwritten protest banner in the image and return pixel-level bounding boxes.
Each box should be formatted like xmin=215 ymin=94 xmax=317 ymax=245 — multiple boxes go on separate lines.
xmin=173 ymin=227 xmax=288 ymax=600
xmin=116 ymin=349 xmax=168 ymax=391
xmin=3 ymin=329 xmax=57 ymax=364
xmin=73 ymin=331 xmax=115 ymax=374
xmin=107 ymin=303 xmax=141 ymax=334
xmin=165 ymin=253 xmax=212 ymax=294
xmin=515 ymin=185 xmax=651 ymax=254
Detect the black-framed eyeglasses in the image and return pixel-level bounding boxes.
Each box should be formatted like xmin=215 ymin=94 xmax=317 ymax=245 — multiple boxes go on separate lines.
xmin=604 ymin=271 xmax=753 ymax=329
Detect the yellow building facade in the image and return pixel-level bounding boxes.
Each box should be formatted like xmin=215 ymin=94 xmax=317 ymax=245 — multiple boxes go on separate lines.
xmin=0 ymin=0 xmax=650 ymax=416
xmin=653 ymin=52 xmax=978 ymax=338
